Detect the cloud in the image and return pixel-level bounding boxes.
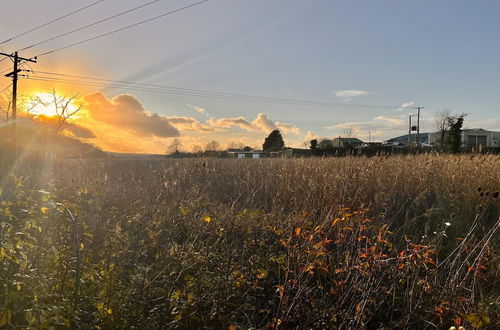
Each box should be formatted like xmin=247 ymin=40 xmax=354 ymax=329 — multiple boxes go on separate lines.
xmin=305 ymin=131 xmax=321 ymax=141
xmin=276 ymin=122 xmax=301 ymax=135
xmin=186 ymin=104 xmax=209 ymax=116
xmin=165 ymin=116 xmax=214 ymax=132
xmin=335 ymin=90 xmax=369 ymax=102
xmin=398 ymin=101 xmax=416 ymax=111
xmin=251 ymin=113 xmax=277 ymax=132
xmin=207 ymin=113 xmax=295 ymax=134
xmin=83 ymin=92 xmax=180 ymax=138
xmin=326 ymin=115 xmax=414 ymax=141
xmin=56 ymin=92 xmax=303 ymax=153
xmin=373 ymin=115 xmax=406 ymax=126
xmin=194 ymin=106 xmax=207 ymax=115
xmin=207 ymin=116 xmax=254 ymax=131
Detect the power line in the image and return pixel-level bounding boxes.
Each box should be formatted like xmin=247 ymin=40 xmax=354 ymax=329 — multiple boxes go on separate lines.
xmin=0 ymin=83 xmax=12 ymax=94
xmin=18 ymin=0 xmax=163 ymax=53
xmin=1 ymin=0 xmax=107 ymax=45
xmin=31 ymin=70 xmax=402 ymax=108
xmin=35 ymin=0 xmax=210 ymax=58
xmin=0 ymin=67 xmax=11 ymax=75
xmin=21 ymin=73 xmax=401 ymax=109
xmin=25 ymin=75 xmax=352 ymax=107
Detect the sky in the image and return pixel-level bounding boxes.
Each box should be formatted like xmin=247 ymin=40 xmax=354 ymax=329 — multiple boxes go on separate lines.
xmin=1 ymin=0 xmax=499 ymax=153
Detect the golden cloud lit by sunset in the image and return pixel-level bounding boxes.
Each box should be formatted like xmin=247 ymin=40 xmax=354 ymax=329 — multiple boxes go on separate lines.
xmin=13 ymin=88 xmax=304 ymax=154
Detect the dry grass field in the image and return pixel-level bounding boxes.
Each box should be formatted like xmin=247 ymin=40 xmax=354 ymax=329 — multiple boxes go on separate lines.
xmin=1 ymin=154 xmax=499 ymax=329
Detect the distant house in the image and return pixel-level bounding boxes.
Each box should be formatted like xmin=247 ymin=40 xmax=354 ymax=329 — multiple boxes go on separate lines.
xmin=228 ymin=151 xmax=267 ymax=159
xmin=384 ymin=133 xmax=429 ymax=146
xmin=330 ymin=137 xmax=363 ymax=148
xmin=318 ymin=139 xmax=334 ymax=149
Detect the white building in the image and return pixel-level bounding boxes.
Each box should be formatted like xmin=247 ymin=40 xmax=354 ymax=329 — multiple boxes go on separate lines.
xmin=428 ymin=128 xmax=500 ymax=148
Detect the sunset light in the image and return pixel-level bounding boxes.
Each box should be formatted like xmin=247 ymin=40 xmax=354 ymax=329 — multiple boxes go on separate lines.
xmin=28 ymin=92 xmax=81 ymax=118
xmin=0 ymin=1 xmax=499 ymax=328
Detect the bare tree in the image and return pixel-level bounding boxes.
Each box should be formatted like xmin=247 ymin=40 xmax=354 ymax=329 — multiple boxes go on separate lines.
xmin=0 ymin=90 xmax=12 ymax=122
xmin=433 ymin=109 xmax=451 ymax=148
xmin=167 ymin=138 xmax=183 ymax=154
xmin=191 ymin=144 xmax=203 ymax=154
xmin=25 ymin=88 xmax=82 ymax=136
xmin=342 ymin=126 xmax=355 ymax=138
xmin=227 ymin=141 xmax=245 ymax=150
xmin=205 ymin=140 xmax=220 ymax=151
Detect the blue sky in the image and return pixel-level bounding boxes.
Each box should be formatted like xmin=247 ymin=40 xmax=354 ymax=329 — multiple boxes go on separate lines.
xmin=1 ymin=0 xmax=499 ymax=151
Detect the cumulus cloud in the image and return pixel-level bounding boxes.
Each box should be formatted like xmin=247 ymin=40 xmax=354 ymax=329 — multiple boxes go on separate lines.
xmin=83 ymin=93 xmax=180 ymax=138
xmin=207 ymin=116 xmax=254 ymax=131
xmin=251 ymin=113 xmax=277 ymax=132
xmin=58 ymin=92 xmax=303 ymax=153
xmin=207 ymin=113 xmax=296 ymax=134
xmin=335 ymin=90 xmax=369 ymax=102
xmin=165 ymin=116 xmax=214 ymax=132
xmin=304 ymin=131 xmax=321 ymax=141
xmin=276 ymin=122 xmax=301 ymax=135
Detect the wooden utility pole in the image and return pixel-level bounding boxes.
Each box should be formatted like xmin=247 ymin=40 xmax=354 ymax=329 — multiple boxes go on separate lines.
xmin=1 ymin=52 xmax=37 ymax=156
xmin=1 ymin=52 xmax=37 ymax=120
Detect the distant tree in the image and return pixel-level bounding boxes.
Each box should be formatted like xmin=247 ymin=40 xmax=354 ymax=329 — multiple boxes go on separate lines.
xmin=228 ymin=141 xmax=245 ymax=150
xmin=191 ymin=144 xmax=203 ymax=154
xmin=433 ymin=110 xmax=451 ymax=149
xmin=446 ymin=114 xmax=465 ymax=153
xmin=309 ymin=139 xmax=318 ymax=151
xmin=242 ymin=146 xmax=253 ymax=152
xmin=205 ymin=140 xmax=220 ymax=151
xmin=167 ymin=138 xmax=183 ymax=154
xmin=262 ymin=129 xmax=284 ymax=152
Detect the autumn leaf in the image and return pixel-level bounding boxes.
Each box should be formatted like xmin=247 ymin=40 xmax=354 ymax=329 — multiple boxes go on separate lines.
xmin=279 ymin=239 xmax=289 ymax=248
xmin=0 ymin=309 xmax=12 ymax=327
xmin=256 ymin=269 xmax=268 ymax=279
xmin=275 ymin=285 xmax=284 ymax=299
xmin=355 ymin=302 xmax=362 ymax=313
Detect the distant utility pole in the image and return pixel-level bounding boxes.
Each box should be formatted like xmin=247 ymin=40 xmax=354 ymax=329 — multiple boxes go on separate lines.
xmin=1 ymin=52 xmax=37 ymax=120
xmin=408 ymin=114 xmax=416 ymax=146
xmin=412 ymin=106 xmax=424 ymax=147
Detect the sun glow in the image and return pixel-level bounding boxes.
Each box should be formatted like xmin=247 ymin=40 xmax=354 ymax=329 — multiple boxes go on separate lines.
xmin=28 ymin=92 xmax=81 ymax=118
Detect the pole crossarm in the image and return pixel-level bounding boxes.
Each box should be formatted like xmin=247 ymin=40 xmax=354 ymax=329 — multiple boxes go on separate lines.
xmin=5 ymin=69 xmax=22 ymax=78
xmin=0 ymin=52 xmax=37 ymax=63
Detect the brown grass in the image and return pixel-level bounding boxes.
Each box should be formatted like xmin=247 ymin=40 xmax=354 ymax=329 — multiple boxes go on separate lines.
xmin=1 ymin=154 xmax=499 ymax=329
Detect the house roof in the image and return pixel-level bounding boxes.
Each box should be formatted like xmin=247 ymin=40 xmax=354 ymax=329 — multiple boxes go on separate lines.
xmin=332 ymin=137 xmax=363 ymax=143
xmin=387 ymin=133 xmax=429 ymax=142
